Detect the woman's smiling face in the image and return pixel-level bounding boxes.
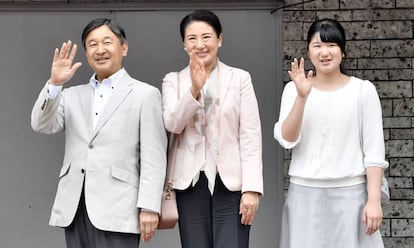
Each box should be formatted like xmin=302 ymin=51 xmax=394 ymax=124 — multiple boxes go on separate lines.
xmin=183 ymin=21 xmax=222 ymax=70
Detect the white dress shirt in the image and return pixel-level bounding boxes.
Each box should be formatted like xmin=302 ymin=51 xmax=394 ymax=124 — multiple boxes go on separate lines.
xmin=47 ymin=68 xmax=126 ymax=128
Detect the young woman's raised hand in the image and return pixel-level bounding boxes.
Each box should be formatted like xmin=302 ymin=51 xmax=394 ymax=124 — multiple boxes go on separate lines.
xmin=288 ymin=58 xmax=313 ymax=98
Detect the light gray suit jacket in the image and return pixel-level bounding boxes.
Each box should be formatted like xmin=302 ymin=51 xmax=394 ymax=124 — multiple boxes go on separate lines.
xmin=31 ymin=72 xmax=167 ymax=234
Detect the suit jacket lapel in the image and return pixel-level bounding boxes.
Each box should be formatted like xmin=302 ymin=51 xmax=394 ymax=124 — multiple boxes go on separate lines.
xmin=91 ymin=73 xmax=133 ymax=140
xmin=218 ymin=61 xmax=232 ymax=105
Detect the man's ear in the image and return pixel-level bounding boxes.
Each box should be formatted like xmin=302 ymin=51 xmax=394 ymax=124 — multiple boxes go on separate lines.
xmin=122 ymin=41 xmax=128 ymax=56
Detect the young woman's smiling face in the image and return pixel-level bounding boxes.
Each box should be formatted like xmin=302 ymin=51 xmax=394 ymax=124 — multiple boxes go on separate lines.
xmin=308 ymin=32 xmax=344 ymax=76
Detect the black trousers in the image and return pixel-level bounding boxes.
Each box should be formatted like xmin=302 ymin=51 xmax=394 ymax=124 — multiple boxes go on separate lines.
xmin=64 ymin=189 xmax=140 ymax=248
xmin=176 ymin=172 xmax=250 ymax=248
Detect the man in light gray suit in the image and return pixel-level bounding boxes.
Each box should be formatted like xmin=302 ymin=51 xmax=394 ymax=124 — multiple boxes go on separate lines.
xmin=31 ymin=18 xmax=167 ymax=248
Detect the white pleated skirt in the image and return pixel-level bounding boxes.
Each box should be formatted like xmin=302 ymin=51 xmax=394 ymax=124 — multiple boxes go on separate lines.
xmin=279 ymin=183 xmax=384 ymax=248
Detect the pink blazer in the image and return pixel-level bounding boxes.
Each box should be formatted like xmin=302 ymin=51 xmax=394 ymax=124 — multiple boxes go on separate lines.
xmin=162 ymin=61 xmax=263 ymax=194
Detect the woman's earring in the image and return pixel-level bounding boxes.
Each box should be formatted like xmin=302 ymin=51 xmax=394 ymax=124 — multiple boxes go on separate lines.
xmin=218 ymin=43 xmax=222 ymax=48
xmin=184 ymin=47 xmax=187 ymax=51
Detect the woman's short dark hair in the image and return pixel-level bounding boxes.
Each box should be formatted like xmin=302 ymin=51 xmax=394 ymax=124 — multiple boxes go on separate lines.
xmin=179 ymin=10 xmax=222 ymax=41
xmin=81 ymin=18 xmax=127 ymax=49
xmin=307 ymin=18 xmax=347 ymax=72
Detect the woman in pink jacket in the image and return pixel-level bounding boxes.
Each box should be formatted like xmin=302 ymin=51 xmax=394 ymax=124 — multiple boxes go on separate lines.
xmin=161 ymin=10 xmax=263 ymax=248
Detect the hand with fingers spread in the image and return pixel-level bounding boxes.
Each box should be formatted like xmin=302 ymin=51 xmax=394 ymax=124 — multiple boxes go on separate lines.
xmin=239 ymin=192 xmax=260 ymax=225
xmin=189 ymin=49 xmax=208 ymax=99
xmin=139 ymin=211 xmax=159 ymax=242
xmin=50 ymin=40 xmax=82 ymax=86
xmin=288 ymin=57 xmax=313 ymax=98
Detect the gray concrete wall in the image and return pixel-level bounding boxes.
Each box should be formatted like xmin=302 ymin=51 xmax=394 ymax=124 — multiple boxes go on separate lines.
xmin=0 ymin=4 xmax=284 ymax=248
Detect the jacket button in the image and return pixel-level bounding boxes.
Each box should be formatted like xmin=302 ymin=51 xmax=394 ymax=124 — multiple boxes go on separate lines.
xmin=88 ymin=144 xmax=94 ymax=149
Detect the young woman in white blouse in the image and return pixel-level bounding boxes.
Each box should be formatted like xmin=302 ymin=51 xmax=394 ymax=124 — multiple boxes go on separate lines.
xmin=274 ymin=18 xmax=388 ymax=248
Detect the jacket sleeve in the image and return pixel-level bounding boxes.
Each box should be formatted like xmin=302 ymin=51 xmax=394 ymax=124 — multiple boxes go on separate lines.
xmin=31 ymin=81 xmax=65 ymax=134
xmin=239 ymin=72 xmax=264 ymax=194
xmin=161 ymin=71 xmax=203 ymax=134
xmin=137 ymin=87 xmax=168 ymax=213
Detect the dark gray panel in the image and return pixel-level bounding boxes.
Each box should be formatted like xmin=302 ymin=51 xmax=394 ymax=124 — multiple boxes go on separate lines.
xmin=0 ymin=9 xmax=283 ymax=248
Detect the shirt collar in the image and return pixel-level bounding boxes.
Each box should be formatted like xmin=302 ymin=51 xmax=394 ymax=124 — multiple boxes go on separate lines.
xmin=89 ymin=68 xmax=126 ymax=89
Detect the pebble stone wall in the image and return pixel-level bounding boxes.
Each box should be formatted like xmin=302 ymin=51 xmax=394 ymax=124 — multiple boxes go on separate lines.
xmin=282 ymin=1 xmax=414 ymax=247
